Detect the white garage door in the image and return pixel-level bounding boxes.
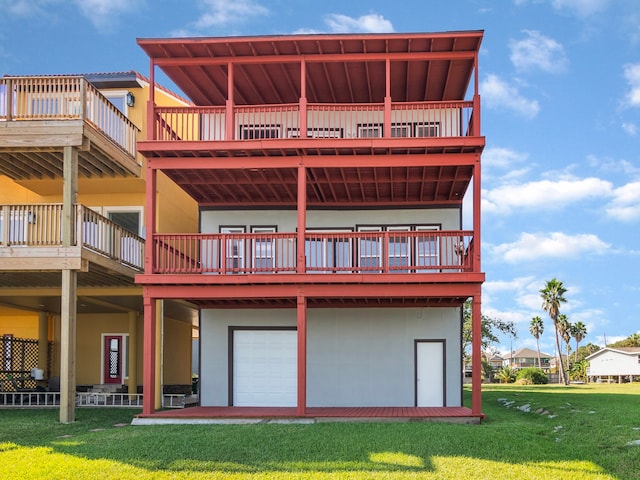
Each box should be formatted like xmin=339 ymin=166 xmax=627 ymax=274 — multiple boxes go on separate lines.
xmin=233 ymin=329 xmax=297 ymax=407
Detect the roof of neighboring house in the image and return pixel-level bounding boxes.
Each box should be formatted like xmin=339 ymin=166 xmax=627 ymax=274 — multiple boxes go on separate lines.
xmin=586 ymin=347 xmax=640 ymax=360
xmin=503 ymin=347 xmax=553 ymax=360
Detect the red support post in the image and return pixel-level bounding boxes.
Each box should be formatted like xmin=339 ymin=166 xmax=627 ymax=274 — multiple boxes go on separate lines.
xmin=147 ymin=58 xmax=155 ymax=141
xmin=226 ymin=62 xmax=234 ymax=140
xmin=142 ymin=293 xmax=157 ymax=415
xmin=297 ymin=165 xmax=307 ymax=273
xmin=297 ymin=294 xmax=307 ymax=415
xmin=471 ymin=295 xmax=483 ymax=416
xmin=144 ymin=167 xmax=156 ymax=274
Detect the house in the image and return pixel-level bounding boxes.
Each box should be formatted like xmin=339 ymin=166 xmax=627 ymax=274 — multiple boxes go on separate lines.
xmin=586 ymin=347 xmax=640 ymax=383
xmin=503 ymin=348 xmax=552 ymax=371
xmin=0 ymin=71 xmax=198 ymax=422
xmin=135 ymin=31 xmax=486 ymax=421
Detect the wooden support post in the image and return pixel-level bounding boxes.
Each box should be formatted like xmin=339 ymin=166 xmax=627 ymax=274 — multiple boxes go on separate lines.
xmin=155 ymin=300 xmax=163 ymax=410
xmin=60 ymin=269 xmax=77 ymax=423
xmin=297 ymin=294 xmax=307 ymax=416
xmin=128 ymin=311 xmax=138 ymax=400
xmin=38 ymin=312 xmax=49 ymax=375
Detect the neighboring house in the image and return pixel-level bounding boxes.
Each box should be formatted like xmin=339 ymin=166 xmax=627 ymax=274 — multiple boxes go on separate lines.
xmin=135 ymin=31 xmax=486 ymax=421
xmin=486 ymin=352 xmax=504 ymax=371
xmin=503 ymin=348 xmax=552 ymax=371
xmin=586 ymin=347 xmax=640 ymax=383
xmin=0 ymin=71 xmax=198 ymax=422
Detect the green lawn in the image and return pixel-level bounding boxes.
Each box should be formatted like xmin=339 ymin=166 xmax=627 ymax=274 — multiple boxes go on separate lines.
xmin=1 ymin=383 xmax=639 ymax=479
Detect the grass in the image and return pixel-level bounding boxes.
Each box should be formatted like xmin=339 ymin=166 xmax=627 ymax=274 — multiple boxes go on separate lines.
xmin=1 ymin=383 xmax=639 ymax=479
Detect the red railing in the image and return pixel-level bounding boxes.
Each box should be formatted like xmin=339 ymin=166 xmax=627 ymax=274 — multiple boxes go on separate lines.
xmin=152 ymin=230 xmax=474 ymax=275
xmin=149 ymin=100 xmax=476 ymax=142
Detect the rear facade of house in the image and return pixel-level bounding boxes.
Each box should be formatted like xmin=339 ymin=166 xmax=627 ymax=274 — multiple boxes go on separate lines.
xmin=136 ymin=31 xmax=486 ymax=419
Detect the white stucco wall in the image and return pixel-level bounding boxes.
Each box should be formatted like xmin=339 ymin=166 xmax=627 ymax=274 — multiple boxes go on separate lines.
xmin=199 ymin=307 xmax=462 ymax=408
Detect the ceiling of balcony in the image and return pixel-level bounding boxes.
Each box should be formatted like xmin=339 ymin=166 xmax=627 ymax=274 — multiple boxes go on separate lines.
xmin=161 ymin=163 xmax=473 ymax=207
xmin=138 ymin=31 xmax=482 ymax=106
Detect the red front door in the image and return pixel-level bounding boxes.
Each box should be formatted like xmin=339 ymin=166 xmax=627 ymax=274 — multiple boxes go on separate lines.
xmin=103 ymin=335 xmax=123 ymax=384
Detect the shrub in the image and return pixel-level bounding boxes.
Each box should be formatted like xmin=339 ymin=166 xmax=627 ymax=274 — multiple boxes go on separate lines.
xmin=496 ymin=366 xmax=517 ymax=384
xmin=516 ymin=367 xmax=548 ymax=385
xmin=515 ymin=377 xmax=532 ymax=385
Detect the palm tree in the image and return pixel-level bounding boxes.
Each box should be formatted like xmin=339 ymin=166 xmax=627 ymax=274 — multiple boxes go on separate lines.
xmin=557 ymin=314 xmax=572 ymax=373
xmin=571 ymin=321 xmax=587 ymax=362
xmin=540 ymin=278 xmax=568 ymax=385
xmin=529 ymin=316 xmax=544 ymax=368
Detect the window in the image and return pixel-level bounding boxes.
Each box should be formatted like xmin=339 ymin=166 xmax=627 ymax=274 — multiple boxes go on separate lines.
xmin=221 ymin=226 xmax=245 ymax=272
xmin=0 ymin=210 xmax=29 ymax=244
xmin=357 ymin=226 xmax=382 ymax=272
xmin=105 ymin=209 xmax=142 ymax=236
xmin=102 ymin=90 xmax=130 ymax=116
xmin=305 ymin=230 xmax=352 ymax=273
xmin=415 ymin=226 xmax=440 ymax=273
xmin=240 ymin=125 xmax=280 ymax=139
xmin=391 ymin=123 xmax=411 ymax=138
xmin=357 ymin=124 xmax=382 ymax=138
xmin=287 ymin=128 xmax=343 ymax=138
xmin=387 ymin=226 xmax=411 ymax=273
xmin=251 ymin=226 xmax=276 ymax=272
xmin=415 ymin=122 xmax=440 ymax=137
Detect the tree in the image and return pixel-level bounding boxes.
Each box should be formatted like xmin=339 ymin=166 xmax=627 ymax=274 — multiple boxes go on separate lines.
xmin=557 ymin=314 xmax=572 ymax=373
xmin=462 ymin=300 xmax=516 ymax=369
xmin=610 ymin=333 xmax=640 ymax=348
xmin=571 ymin=321 xmax=587 ymax=362
xmin=540 ymin=278 xmax=569 ymax=385
xmin=529 ymin=316 xmax=544 ymax=368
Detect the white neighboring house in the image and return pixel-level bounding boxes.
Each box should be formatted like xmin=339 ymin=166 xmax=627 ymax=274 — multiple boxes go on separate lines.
xmin=586 ymin=347 xmax=640 ymax=383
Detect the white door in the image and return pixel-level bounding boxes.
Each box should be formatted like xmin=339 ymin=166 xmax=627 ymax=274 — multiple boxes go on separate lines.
xmin=416 ymin=341 xmax=445 ymax=407
xmin=233 ymin=330 xmax=297 ymax=407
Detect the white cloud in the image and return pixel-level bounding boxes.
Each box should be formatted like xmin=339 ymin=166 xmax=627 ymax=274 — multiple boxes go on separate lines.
xmin=73 ymin=0 xmax=145 ymax=30
xmin=483 ymin=177 xmax=612 ymax=214
xmin=550 ymin=0 xmax=610 ymax=17
xmin=190 ymin=0 xmax=268 ymax=30
xmin=514 ymin=0 xmax=610 ymax=17
xmin=605 ymin=181 xmax=640 ymax=221
xmin=490 ymin=232 xmax=610 ymax=263
xmin=509 ymin=30 xmax=568 ymax=73
xmin=480 ymin=74 xmax=540 ymax=118
xmin=622 ymin=122 xmax=638 ymax=135
xmin=623 ymin=63 xmax=640 ymax=108
xmin=483 ymin=147 xmax=529 ymax=169
xmin=324 ymin=13 xmax=394 ymax=33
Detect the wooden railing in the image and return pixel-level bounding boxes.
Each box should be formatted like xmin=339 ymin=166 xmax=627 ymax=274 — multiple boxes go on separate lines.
xmin=0 ymin=204 xmax=144 ymax=270
xmin=152 ymin=230 xmax=474 ymax=275
xmin=150 ymin=100 xmax=476 ymax=142
xmin=0 ymin=76 xmax=138 ymax=158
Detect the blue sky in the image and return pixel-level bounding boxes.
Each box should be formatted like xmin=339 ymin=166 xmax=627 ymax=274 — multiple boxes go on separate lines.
xmin=1 ymin=0 xmax=639 ymax=356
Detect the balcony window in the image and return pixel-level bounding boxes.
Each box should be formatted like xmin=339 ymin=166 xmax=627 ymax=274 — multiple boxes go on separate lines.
xmin=357 ymin=124 xmax=382 ymax=138
xmin=415 ymin=122 xmax=440 ymax=137
xmin=221 ymin=226 xmax=245 ymax=272
xmin=251 ymin=226 xmax=276 ymax=272
xmin=387 ymin=226 xmax=411 ymax=273
xmin=391 ymin=123 xmax=411 ymax=138
xmin=0 ymin=210 xmax=28 ymax=244
xmin=240 ymin=125 xmax=280 ymax=139
xmin=357 ymin=226 xmax=382 ymax=272
xmin=415 ymin=226 xmax=440 ymax=273
xmin=305 ymin=230 xmax=352 ymax=273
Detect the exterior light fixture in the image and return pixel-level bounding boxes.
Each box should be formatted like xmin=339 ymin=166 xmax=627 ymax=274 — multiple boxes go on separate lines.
xmin=126 ymin=92 xmax=135 ymax=107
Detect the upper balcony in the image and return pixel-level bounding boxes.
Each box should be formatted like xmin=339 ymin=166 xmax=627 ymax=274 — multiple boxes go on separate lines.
xmin=143 ymin=99 xmax=480 ymax=158
xmin=0 ymin=203 xmax=144 ymax=287
xmin=0 ymin=76 xmax=141 ymax=185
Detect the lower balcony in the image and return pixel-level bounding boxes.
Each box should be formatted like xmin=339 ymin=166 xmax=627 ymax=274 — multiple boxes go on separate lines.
xmin=0 ymin=203 xmax=144 ymax=287
xmin=148 ymin=230 xmax=476 ymax=277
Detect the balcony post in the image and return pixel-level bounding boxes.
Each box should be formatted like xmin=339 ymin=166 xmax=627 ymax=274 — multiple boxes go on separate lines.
xmin=297 ymin=165 xmax=307 ymax=273
xmin=59 ymin=268 xmax=77 ymax=423
xmin=148 ymin=58 xmax=156 ymax=141
xmin=473 ymin=155 xmax=481 ymax=272
xmin=300 ymin=59 xmax=307 ymax=138
xmin=144 ymin=166 xmax=156 ymax=274
xmin=226 ymin=62 xmax=234 ymax=141
xmin=5 ymin=78 xmax=13 ymax=121
xmin=384 ymin=58 xmax=391 ymax=137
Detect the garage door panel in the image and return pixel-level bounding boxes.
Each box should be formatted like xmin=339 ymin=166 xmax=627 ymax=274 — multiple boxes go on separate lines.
xmin=233 ymin=330 xmax=297 ymax=407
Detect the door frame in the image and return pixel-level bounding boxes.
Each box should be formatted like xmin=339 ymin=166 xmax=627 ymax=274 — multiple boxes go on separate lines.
xmin=101 ymin=333 xmax=128 ymax=384
xmin=414 ymin=339 xmax=446 ymax=407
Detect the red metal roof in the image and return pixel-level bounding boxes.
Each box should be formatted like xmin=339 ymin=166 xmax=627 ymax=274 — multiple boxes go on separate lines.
xmin=137 ymin=31 xmax=483 ymax=106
